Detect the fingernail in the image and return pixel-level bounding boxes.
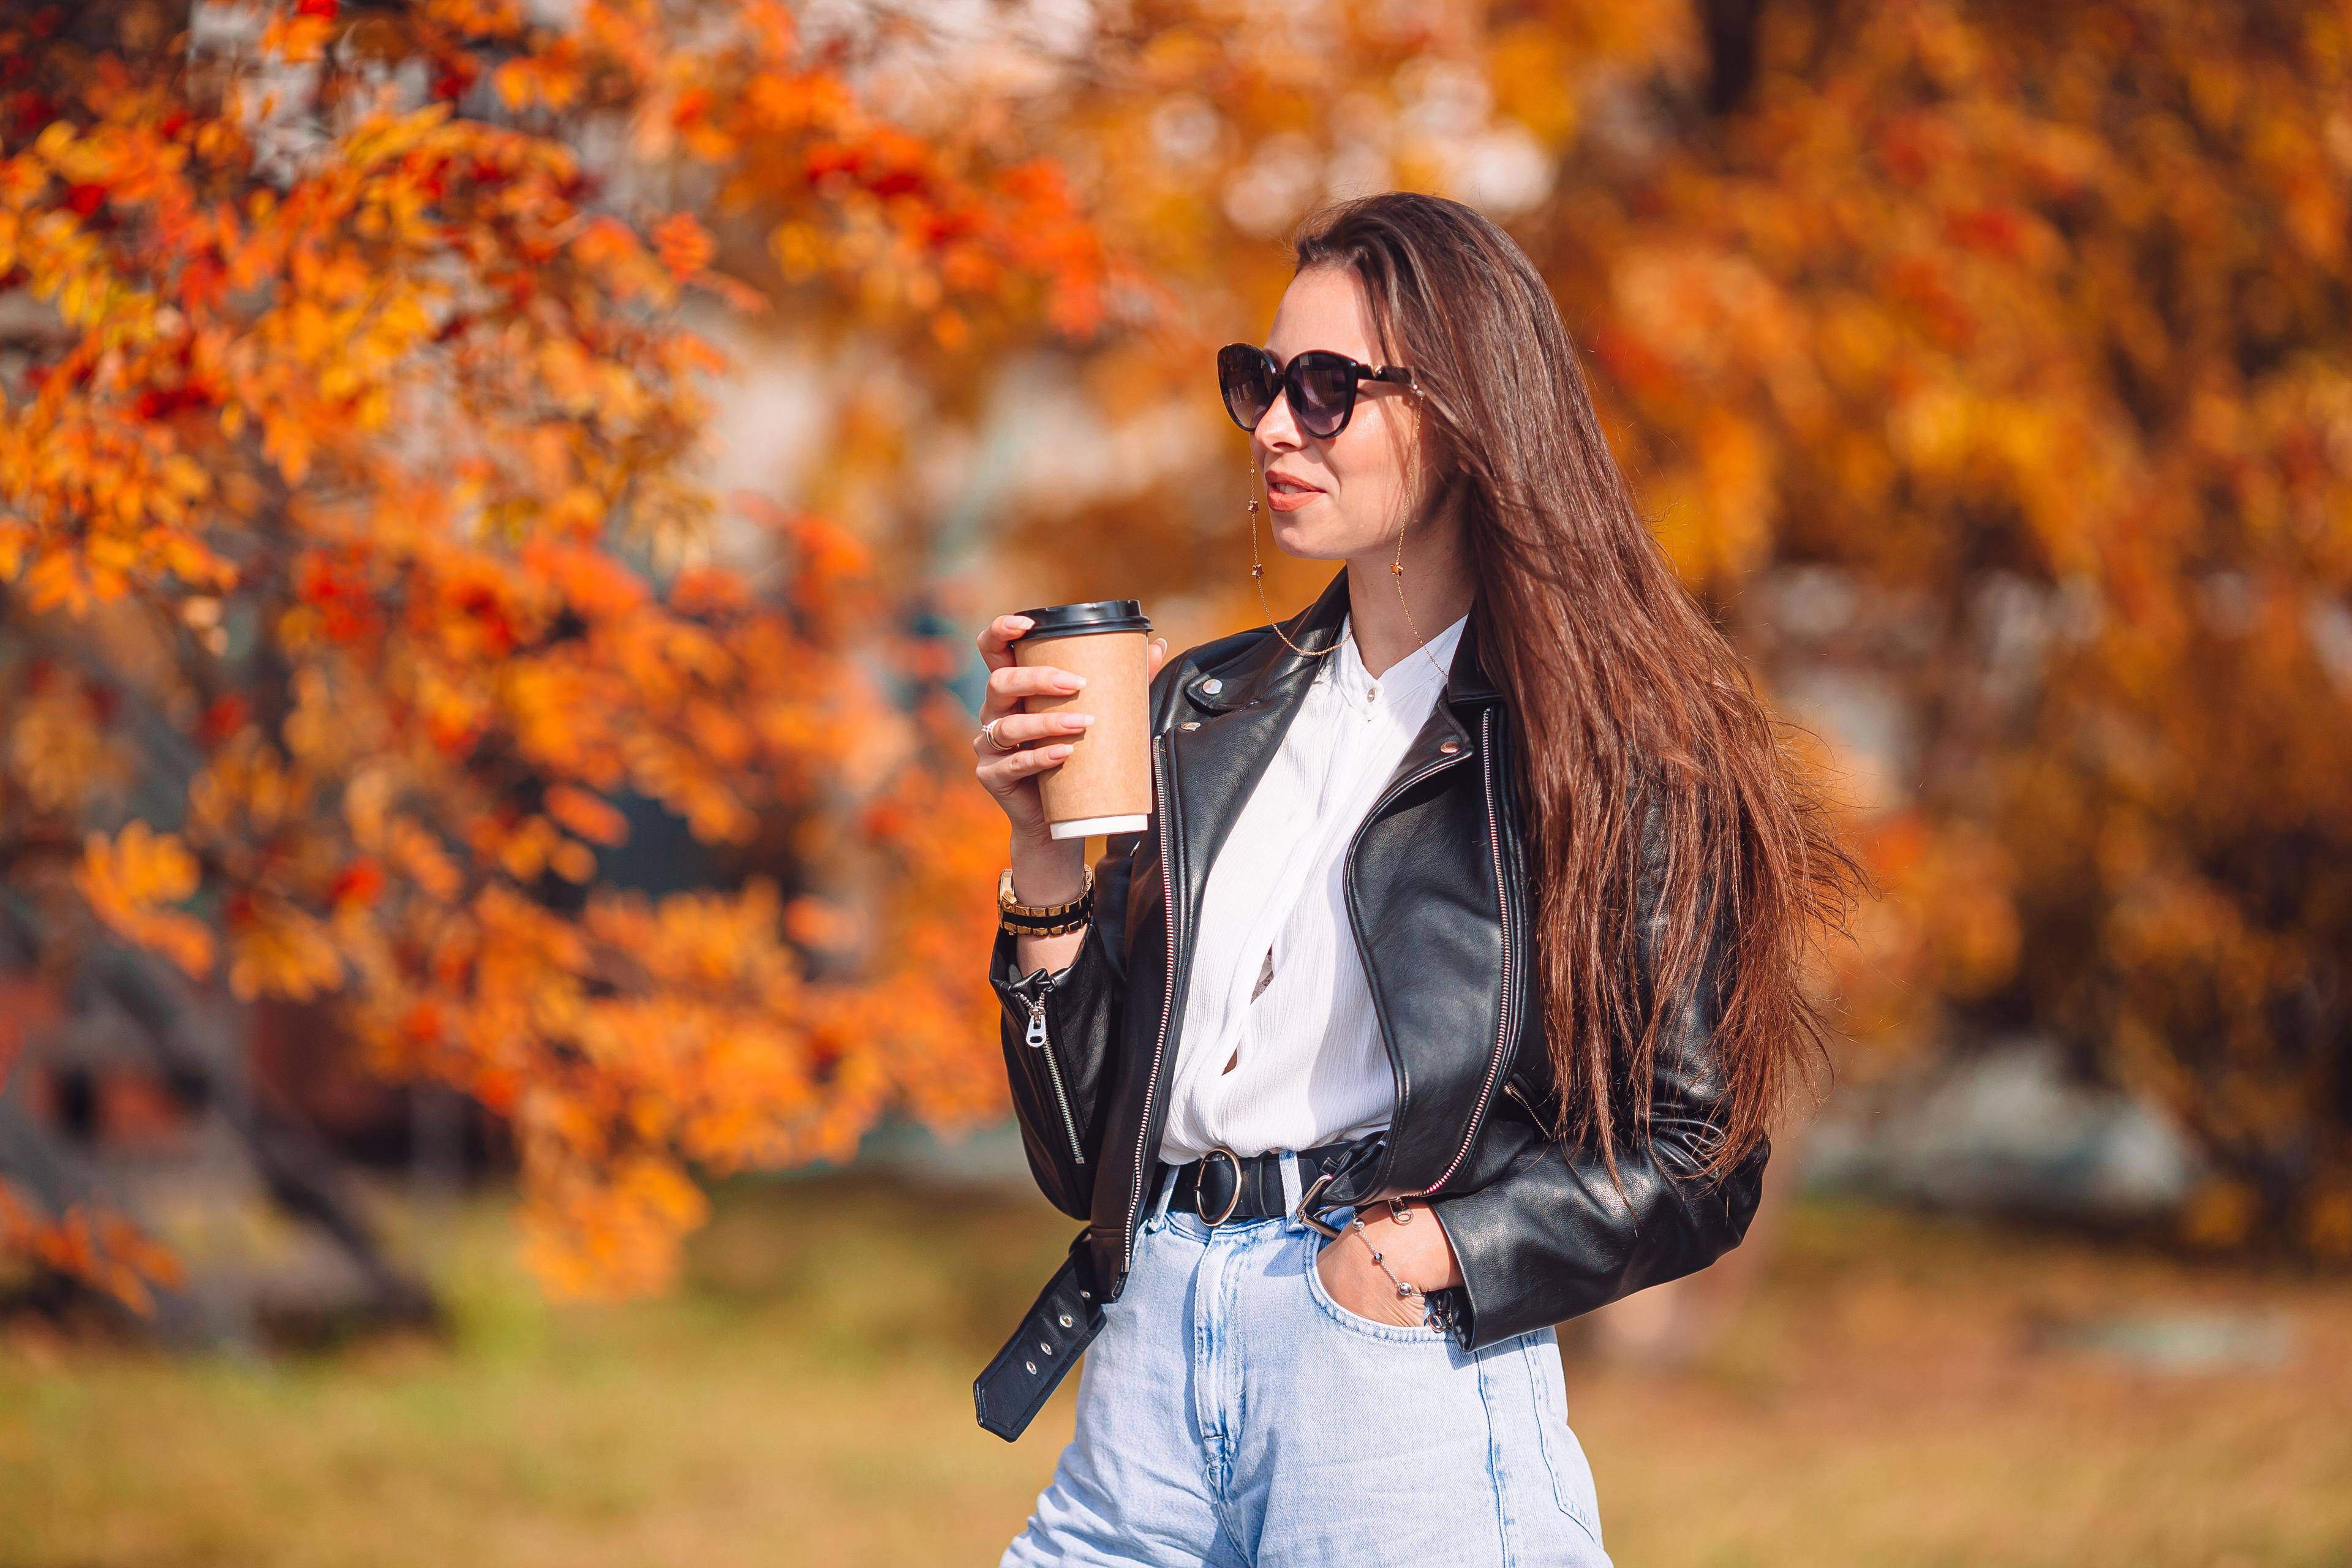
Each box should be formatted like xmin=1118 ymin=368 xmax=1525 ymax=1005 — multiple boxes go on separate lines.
xmin=1068 ymin=674 xmax=1088 ymax=687
xmin=1069 ymin=714 xmax=1096 ymax=726
xmin=1009 ymin=615 xmax=1033 ymax=627
xmin=1050 ymin=744 xmax=1073 ymax=758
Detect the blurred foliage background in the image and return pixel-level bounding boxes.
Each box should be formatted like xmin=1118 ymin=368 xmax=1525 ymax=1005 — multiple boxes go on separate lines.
xmin=2 ymin=0 xmax=2350 ymax=1562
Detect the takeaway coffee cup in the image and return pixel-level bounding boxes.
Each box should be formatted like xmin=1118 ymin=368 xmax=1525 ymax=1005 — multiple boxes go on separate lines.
xmin=1013 ymin=598 xmax=1154 ymax=840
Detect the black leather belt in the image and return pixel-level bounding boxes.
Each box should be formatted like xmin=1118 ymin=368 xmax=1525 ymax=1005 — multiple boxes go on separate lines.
xmin=1165 ymin=1139 xmax=1365 ymax=1225
xmin=976 ymin=1130 xmax=1394 ymax=1442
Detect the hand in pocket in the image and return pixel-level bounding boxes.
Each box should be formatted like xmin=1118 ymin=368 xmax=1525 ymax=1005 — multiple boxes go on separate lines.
xmin=1314 ymin=1235 xmax=1431 ymax=1327
xmin=1312 ymin=1203 xmax=1463 ymax=1328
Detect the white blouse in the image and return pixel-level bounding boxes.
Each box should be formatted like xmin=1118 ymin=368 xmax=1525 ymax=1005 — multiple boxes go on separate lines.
xmin=1157 ymin=608 xmax=1469 ymax=1164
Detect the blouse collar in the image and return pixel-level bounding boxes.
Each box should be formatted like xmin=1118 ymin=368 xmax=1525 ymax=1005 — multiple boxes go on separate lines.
xmin=1319 ymin=607 xmax=1470 ymax=714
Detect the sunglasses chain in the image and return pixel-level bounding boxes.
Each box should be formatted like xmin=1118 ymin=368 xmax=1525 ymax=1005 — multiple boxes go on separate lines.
xmin=1247 ymin=451 xmax=1453 ymax=684
xmin=1248 ymin=459 xmax=1349 ymax=660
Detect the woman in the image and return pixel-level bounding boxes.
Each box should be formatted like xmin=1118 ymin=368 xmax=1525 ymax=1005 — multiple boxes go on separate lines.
xmin=968 ymin=191 xmax=1861 ymax=1567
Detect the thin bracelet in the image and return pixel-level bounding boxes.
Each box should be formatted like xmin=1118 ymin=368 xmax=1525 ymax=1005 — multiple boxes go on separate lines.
xmin=1348 ymin=1215 xmax=1427 ymax=1305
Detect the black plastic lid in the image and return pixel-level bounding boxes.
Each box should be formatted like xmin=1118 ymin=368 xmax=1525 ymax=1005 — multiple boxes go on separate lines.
xmin=1015 ymin=598 xmax=1151 ymax=641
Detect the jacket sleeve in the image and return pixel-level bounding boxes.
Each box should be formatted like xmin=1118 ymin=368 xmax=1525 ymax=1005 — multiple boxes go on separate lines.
xmin=1424 ymin=799 xmax=1771 ymax=1350
xmin=983 ymin=652 xmax=1185 ymax=1219
xmin=987 ymin=840 xmax=1136 ymax=1218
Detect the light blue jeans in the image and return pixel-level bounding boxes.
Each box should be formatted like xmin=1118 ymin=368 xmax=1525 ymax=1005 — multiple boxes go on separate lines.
xmin=1003 ymin=1158 xmax=1611 ymax=1567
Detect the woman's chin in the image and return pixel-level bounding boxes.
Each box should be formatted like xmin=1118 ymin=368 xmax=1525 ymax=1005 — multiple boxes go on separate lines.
xmin=1269 ymin=515 xmax=1352 ymax=560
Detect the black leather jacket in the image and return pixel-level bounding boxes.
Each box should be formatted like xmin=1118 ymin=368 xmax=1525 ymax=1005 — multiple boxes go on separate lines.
xmin=972 ymin=567 xmax=1768 ymax=1440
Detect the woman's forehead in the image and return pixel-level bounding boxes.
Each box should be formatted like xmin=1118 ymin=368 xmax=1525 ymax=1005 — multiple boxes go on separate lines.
xmin=1265 ymin=266 xmax=1378 ymax=362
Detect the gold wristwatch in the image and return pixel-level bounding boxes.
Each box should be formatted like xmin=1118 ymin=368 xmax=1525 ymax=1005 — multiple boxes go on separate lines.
xmin=998 ymin=865 xmax=1095 ymax=937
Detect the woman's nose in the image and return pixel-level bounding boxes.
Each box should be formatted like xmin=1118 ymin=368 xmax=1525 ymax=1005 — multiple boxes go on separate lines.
xmin=1253 ymin=383 xmax=1305 ymax=452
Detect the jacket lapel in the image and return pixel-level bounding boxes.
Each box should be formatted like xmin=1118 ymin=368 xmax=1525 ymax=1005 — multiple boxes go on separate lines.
xmin=1136 ymin=567 xmax=1517 ymax=1205
xmin=1164 ymin=567 xmax=1507 ymax=924
xmin=1164 ymin=567 xmax=1351 ymax=923
xmin=1367 ymin=611 xmax=1494 ymax=808
xmin=1343 ymin=609 xmax=1512 ymax=1199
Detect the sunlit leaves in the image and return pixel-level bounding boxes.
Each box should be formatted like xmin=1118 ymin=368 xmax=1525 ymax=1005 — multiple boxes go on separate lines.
xmin=1528 ymin=0 xmax=2352 ymax=1253
xmin=73 ymin=823 xmax=216 ymax=980
xmin=1028 ymin=0 xmax=2352 ymax=1254
xmin=0 ymin=1183 xmax=187 ymax=1317
xmin=0 ymin=0 xmax=1106 ymax=1302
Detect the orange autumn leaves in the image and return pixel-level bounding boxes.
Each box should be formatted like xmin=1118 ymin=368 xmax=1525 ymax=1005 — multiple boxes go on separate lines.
xmin=0 ymin=1182 xmax=186 ymax=1317
xmin=1540 ymin=1 xmax=2352 ymax=1251
xmin=15 ymin=0 xmax=2345 ymax=1328
xmin=1039 ymin=0 xmax=2352 ymax=1251
xmin=74 ymin=820 xmax=214 ymax=980
xmin=1 ymin=0 xmax=1107 ymax=1305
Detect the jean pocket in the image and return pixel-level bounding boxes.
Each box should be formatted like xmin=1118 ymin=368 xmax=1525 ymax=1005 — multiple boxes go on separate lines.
xmin=1304 ymin=1234 xmax=1453 ymax=1344
xmin=1523 ymin=1331 xmax=1604 ymax=1540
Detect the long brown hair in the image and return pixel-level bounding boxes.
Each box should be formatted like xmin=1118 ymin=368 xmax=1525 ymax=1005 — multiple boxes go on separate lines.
xmin=1293 ymin=192 xmax=1866 ymax=1187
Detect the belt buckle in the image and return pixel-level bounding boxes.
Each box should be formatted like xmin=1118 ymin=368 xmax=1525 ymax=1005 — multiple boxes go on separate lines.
xmin=1199 ymin=1147 xmax=1244 ymax=1226
xmin=1292 ymin=1168 xmax=1345 ymax=1239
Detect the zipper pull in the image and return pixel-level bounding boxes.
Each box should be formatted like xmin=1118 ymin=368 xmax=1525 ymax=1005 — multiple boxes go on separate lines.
xmin=1025 ymin=971 xmax=1054 ymax=1047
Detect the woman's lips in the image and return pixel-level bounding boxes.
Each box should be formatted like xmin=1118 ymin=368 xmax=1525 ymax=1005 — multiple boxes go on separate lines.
xmin=1264 ymin=474 xmax=1322 ymax=513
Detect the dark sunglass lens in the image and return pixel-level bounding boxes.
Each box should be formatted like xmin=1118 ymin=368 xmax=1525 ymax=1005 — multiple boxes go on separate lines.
xmin=1289 ymin=353 xmax=1357 ymax=437
xmin=1217 ymin=345 xmax=1276 ymax=431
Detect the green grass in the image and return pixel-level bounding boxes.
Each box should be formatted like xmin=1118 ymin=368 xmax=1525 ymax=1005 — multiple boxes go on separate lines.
xmin=2 ymin=1177 xmax=2348 ymax=1567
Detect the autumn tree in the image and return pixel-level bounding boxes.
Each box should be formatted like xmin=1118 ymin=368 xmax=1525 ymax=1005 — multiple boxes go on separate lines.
xmin=994 ymin=0 xmax=2352 ymax=1254
xmin=12 ymin=0 xmax=2345 ymax=1319
xmin=0 ymin=0 xmax=1113 ymax=1306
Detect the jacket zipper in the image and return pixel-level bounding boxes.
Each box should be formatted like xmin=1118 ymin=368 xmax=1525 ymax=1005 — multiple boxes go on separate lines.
xmin=1333 ymin=713 xmax=1483 ymax=1208
xmin=1420 ymin=704 xmax=1515 ymax=1195
xmin=1122 ymin=729 xmax=1182 ymax=1271
xmin=1024 ymin=972 xmax=1085 ymax=1166
xmin=1118 ymin=698 xmax=1505 ymax=1249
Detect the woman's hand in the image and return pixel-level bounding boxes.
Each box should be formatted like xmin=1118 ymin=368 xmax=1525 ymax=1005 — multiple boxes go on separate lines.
xmin=972 ymin=612 xmax=1169 ymax=848
xmin=974 ymin=612 xmax=1167 ymax=973
xmin=1314 ymin=1202 xmax=1464 ymax=1327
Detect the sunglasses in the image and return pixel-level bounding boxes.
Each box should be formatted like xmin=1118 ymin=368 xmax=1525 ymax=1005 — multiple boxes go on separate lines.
xmin=1215 ymin=343 xmax=1421 ymax=439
